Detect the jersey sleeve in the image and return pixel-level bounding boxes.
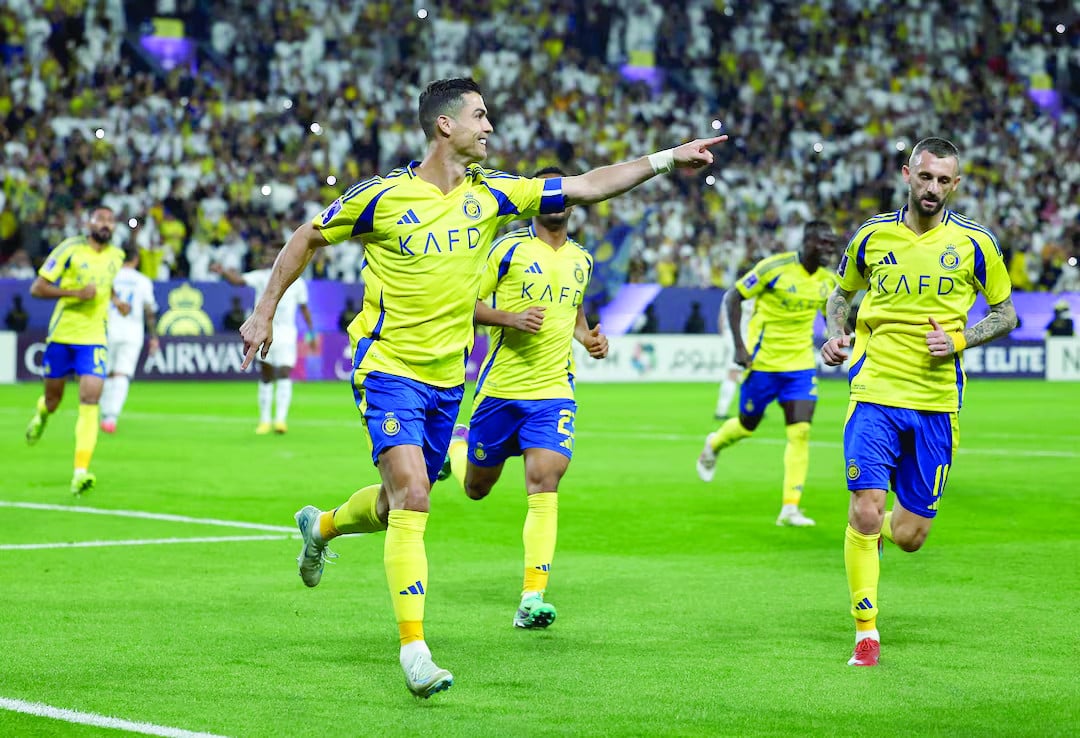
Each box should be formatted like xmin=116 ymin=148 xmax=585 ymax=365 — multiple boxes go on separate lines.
xmin=734 ymin=255 xmax=784 ymax=299
xmin=37 ymin=240 xmax=78 ymax=283
xmin=479 ymin=170 xmax=566 ymax=226
xmin=312 ymin=177 xmax=393 ymax=245
xmin=837 ymin=226 xmax=872 ymax=291
xmin=972 ymin=230 xmax=1011 ymax=305
xmin=479 ymin=236 xmax=521 ymax=301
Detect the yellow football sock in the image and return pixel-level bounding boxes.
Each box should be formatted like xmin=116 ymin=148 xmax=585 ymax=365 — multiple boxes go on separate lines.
xmin=330 ymin=484 xmax=386 ymax=536
xmin=74 ymin=404 xmax=99 ymax=470
xmin=782 ymin=422 xmax=811 ymax=506
xmin=882 ymin=510 xmax=895 ymax=544
xmin=385 ymin=509 xmax=428 ymax=645
xmin=844 ymin=525 xmax=880 ymax=631
xmin=522 ymin=492 xmax=558 ymax=594
xmin=448 ymin=438 xmax=468 ymax=487
xmin=710 ymin=416 xmax=753 ymax=452
xmin=36 ymin=396 xmax=49 ymax=416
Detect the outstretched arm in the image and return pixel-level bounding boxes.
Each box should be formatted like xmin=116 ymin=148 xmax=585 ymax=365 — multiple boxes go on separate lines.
xmin=561 ymin=136 xmax=727 ymax=206
xmin=240 ymin=222 xmax=328 ymax=368
xmin=211 ymin=263 xmax=247 ymax=286
xmin=926 ymin=297 xmax=1018 ymax=357
xmin=821 ymin=286 xmax=857 ymax=366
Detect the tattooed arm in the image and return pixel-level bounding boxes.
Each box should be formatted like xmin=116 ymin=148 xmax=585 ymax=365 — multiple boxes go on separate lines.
xmin=926 ymin=297 xmax=1018 ymax=357
xmin=821 ymin=286 xmax=857 ymax=366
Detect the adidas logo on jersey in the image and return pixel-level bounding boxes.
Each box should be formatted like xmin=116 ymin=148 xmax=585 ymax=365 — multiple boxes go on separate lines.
xmin=396 ymin=209 xmax=421 ymax=225
xmin=877 ymin=252 xmax=898 ymax=265
xmin=524 ymin=262 xmax=543 ymax=274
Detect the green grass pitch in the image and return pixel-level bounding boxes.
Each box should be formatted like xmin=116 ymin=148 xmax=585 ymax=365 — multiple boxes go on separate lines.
xmin=0 ymin=379 xmax=1077 ymax=737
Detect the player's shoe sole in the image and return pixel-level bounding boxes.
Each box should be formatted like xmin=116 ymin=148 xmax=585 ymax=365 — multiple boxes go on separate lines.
xmin=101 ymin=419 xmax=117 ymax=434
xmin=26 ymin=411 xmax=47 ymax=445
xmin=294 ymin=505 xmax=337 ymax=587
xmin=514 ymin=597 xmax=557 ymax=629
xmin=71 ymin=471 xmax=96 ymax=496
xmin=776 ymin=509 xmax=816 ymax=527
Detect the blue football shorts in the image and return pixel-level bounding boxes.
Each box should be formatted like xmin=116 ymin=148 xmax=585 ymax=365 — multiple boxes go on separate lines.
xmin=843 ymin=401 xmax=959 ymax=519
xmin=467 ymin=396 xmax=577 ymax=467
xmin=353 ymin=370 xmax=464 ymax=484
xmin=42 ymin=343 xmax=107 ymax=379
xmin=739 ymin=368 xmax=818 ymax=417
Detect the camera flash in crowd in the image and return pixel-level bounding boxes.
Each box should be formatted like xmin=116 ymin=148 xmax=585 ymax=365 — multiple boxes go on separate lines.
xmin=813 ymin=142 xmax=824 ymax=153
xmin=705 ymin=175 xmax=716 ymax=186
xmin=128 ymin=218 xmax=138 ymax=229
xmin=310 ymin=122 xmax=323 ymax=135
xmin=283 ymin=98 xmax=293 ymax=110
xmin=261 ymin=185 xmax=272 ymax=196
xmin=895 ymin=141 xmax=907 ymax=151
xmin=95 ymin=129 xmax=105 ymax=139
xmin=418 ymin=8 xmax=428 ymax=19
xmin=1056 ymin=24 xmax=1066 ymax=33
xmin=326 ymin=175 xmax=337 ymax=186
xmin=711 ymin=119 xmax=722 ymax=131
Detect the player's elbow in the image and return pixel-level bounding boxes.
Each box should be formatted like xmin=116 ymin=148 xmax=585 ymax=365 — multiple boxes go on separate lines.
xmin=29 ymin=279 xmax=46 ymax=298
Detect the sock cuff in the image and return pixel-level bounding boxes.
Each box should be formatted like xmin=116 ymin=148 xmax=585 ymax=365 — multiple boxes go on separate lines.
xmin=845 ymin=524 xmax=879 ymax=550
xmin=78 ymin=403 xmax=99 ymax=418
xmin=527 ymin=492 xmax=558 ymax=512
xmin=388 ymin=509 xmax=428 ymax=533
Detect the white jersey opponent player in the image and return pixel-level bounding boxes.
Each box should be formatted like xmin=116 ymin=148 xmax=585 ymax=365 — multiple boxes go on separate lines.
xmin=215 ymin=252 xmax=316 ymax=434
xmin=714 ymin=297 xmax=753 ymax=419
xmin=101 ymin=249 xmax=159 ymax=434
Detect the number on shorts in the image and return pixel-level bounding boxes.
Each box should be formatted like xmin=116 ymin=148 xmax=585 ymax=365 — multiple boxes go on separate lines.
xmin=556 ymin=408 xmax=576 ymax=451
xmin=94 ymin=347 xmax=107 ymax=372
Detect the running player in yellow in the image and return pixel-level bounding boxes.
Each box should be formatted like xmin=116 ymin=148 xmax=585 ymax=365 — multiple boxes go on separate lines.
xmin=25 ymin=206 xmax=126 ymax=495
xmin=696 ymin=221 xmax=842 ymax=526
xmin=821 ymin=137 xmax=1016 ymax=667
xmin=438 ymin=167 xmax=608 ymax=630
xmin=237 ymin=78 xmax=726 ymax=698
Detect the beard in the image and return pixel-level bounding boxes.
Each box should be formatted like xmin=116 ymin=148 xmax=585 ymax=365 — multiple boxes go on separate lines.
xmin=912 ymin=193 xmax=945 ymax=218
xmin=536 ymin=212 xmax=569 ymax=230
xmin=91 ymin=228 xmax=113 ymax=243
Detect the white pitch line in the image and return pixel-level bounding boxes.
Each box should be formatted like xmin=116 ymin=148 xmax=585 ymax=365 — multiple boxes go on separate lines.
xmin=0 ymin=501 xmax=296 ymax=532
xmin=0 ymin=534 xmax=291 ymax=551
xmin=0 ymin=697 xmax=230 ymax=738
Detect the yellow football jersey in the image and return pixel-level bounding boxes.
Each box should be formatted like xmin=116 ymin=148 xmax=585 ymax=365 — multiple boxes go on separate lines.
xmin=475 ymin=225 xmax=593 ymax=400
xmin=315 ymin=163 xmax=565 ymax=388
xmin=38 ymin=236 xmax=124 ymax=345
xmin=838 ymin=207 xmax=1011 ymax=412
xmin=735 ymin=252 xmax=838 ymax=372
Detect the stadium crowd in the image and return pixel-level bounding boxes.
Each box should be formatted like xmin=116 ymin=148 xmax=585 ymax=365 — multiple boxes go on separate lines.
xmin=1 ymin=0 xmax=1078 ymax=295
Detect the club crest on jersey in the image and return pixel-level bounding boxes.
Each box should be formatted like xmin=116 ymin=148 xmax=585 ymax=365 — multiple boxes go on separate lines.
xmin=939 ymin=245 xmax=960 ymax=271
xmin=381 ymin=413 xmax=401 ymax=436
xmin=574 ymin=264 xmax=585 ymax=284
xmin=462 ymin=193 xmax=482 ymax=220
xmin=847 ymin=459 xmax=861 ymax=480
xmin=320 ymin=199 xmax=343 ymax=226
xmin=473 ymin=443 xmax=486 ymax=461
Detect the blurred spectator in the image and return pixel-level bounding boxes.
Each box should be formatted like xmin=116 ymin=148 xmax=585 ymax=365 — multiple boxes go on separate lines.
xmin=1 ymin=248 xmax=35 ymax=278
xmin=4 ymin=294 xmax=29 ymax=332
xmin=1045 ymin=301 xmax=1075 ymax=337
xmin=223 ymin=296 xmax=247 ymax=332
xmin=337 ymin=297 xmax=358 ymax=332
xmin=683 ymin=301 xmax=706 ymax=334
xmin=632 ymin=303 xmax=659 ymax=334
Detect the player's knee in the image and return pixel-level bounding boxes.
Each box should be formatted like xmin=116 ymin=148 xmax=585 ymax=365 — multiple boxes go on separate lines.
xmin=464 ymin=480 xmax=491 ymax=500
xmin=850 ymin=496 xmax=884 ymax=533
xmin=785 ymin=422 xmax=810 ymax=443
xmin=395 ymin=480 xmax=432 ymax=511
xmin=525 ymin=473 xmax=562 ymax=494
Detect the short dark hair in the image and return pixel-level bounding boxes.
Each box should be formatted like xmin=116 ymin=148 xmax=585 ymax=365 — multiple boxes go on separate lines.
xmin=533 ymin=166 xmax=568 ymax=178
xmin=418 ymin=78 xmax=483 ymax=139
xmin=910 ymin=137 xmax=960 ymax=165
xmin=804 ymin=219 xmax=836 ymax=243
